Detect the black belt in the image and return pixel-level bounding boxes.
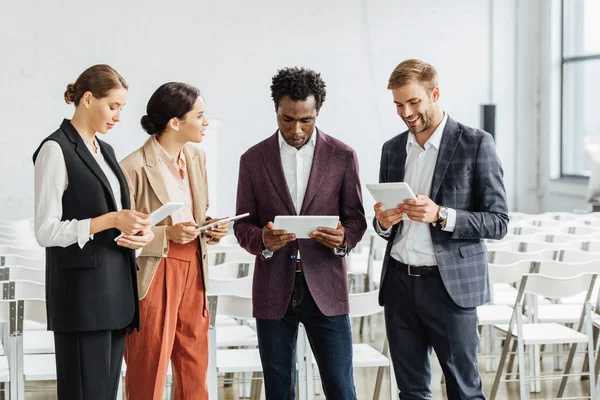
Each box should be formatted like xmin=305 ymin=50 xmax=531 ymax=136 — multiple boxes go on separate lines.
xmin=390 ymin=258 xmax=439 ymax=277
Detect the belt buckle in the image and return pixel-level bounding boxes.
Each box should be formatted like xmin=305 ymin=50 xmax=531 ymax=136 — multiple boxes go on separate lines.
xmin=407 ymin=264 xmax=420 ymax=277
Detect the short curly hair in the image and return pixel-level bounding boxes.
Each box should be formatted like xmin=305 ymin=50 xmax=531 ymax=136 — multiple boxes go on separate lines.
xmin=270 ymin=67 xmax=327 ymax=111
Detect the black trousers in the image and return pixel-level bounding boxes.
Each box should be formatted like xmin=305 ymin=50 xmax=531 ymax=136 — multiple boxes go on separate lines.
xmin=383 ymin=260 xmax=485 ymax=400
xmin=54 ymin=329 xmax=126 ymax=400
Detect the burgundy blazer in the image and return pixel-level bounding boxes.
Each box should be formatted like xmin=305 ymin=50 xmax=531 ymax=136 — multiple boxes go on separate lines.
xmin=234 ymin=129 xmax=367 ymax=319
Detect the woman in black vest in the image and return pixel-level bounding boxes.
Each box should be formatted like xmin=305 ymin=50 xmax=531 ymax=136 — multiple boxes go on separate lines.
xmin=33 ymin=64 xmax=154 ymax=400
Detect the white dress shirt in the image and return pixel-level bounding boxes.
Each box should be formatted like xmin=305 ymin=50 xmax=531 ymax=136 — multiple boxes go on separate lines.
xmin=279 ymin=130 xmax=316 ymax=215
xmin=377 ymin=113 xmax=457 ymax=266
xmin=34 ymin=138 xmax=123 ymax=249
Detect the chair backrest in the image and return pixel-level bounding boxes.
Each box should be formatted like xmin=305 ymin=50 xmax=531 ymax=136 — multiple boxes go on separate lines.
xmin=522 ymin=273 xmax=597 ymax=300
xmin=488 ymin=261 xmax=533 ymax=284
xmin=207 ymin=276 xmax=252 ymax=298
xmin=209 ymin=261 xmax=254 ymax=279
xmin=537 ymin=260 xmax=600 ymax=277
xmin=208 ymin=248 xmax=254 ymax=266
xmin=0 ymin=266 xmax=44 ymax=284
xmin=9 ymin=281 xmax=45 ymax=300
xmin=560 ymin=249 xmax=600 ymax=263
xmin=214 ymin=295 xmax=253 ymax=320
xmin=488 ymin=249 xmax=555 ymax=265
xmin=348 ymin=290 xmax=383 ymax=318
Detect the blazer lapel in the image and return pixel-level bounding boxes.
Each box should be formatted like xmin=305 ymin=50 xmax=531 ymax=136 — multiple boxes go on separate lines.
xmin=390 ymin=133 xmax=408 ymax=183
xmin=261 ymin=133 xmax=296 ymax=215
xmin=430 ymin=117 xmax=462 ymax=201
xmin=61 ymin=120 xmax=118 ymax=210
xmin=142 ymin=138 xmax=171 ymax=207
xmin=300 ymin=130 xmax=335 ymax=215
xmin=183 ymin=145 xmax=206 ymax=223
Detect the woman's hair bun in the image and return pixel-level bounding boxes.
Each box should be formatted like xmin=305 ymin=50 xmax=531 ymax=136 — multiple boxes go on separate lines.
xmin=140 ymin=115 xmax=160 ymax=135
xmin=64 ymin=83 xmax=76 ymax=104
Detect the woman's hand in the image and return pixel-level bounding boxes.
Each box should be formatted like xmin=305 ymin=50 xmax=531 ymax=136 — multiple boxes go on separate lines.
xmin=205 ymin=217 xmax=229 ymax=241
xmin=166 ymin=222 xmax=200 ymax=244
xmin=117 ymin=229 xmax=154 ymax=250
xmin=114 ymin=210 xmax=151 ymax=235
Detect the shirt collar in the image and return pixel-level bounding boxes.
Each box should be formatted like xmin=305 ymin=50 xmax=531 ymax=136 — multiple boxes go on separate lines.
xmin=407 ymin=112 xmax=448 ymax=150
xmin=278 ymin=127 xmax=317 ymax=150
xmin=152 ymin=136 xmax=186 ymax=170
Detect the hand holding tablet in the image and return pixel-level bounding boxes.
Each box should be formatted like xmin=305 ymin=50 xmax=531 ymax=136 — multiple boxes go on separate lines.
xmin=115 ymin=202 xmax=184 ymax=241
xmin=366 ymin=182 xmax=417 ymax=211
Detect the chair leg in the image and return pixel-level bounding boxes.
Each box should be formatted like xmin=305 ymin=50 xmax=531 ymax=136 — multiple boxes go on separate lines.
xmin=518 ymin=341 xmax=528 ymax=400
xmin=491 ymin=333 xmax=513 ymax=400
xmin=506 ymin=339 xmax=519 ymax=380
xmin=558 ymin=341 xmax=580 ymax=397
xmin=249 ymin=372 xmax=263 ymax=400
xmin=373 ymin=365 xmax=385 ymax=400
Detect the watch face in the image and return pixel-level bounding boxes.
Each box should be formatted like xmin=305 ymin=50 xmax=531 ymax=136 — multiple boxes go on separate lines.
xmin=440 ymin=207 xmax=448 ymax=219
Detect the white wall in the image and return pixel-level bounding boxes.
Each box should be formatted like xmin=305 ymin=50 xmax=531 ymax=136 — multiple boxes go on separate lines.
xmin=0 ymin=0 xmax=516 ymax=219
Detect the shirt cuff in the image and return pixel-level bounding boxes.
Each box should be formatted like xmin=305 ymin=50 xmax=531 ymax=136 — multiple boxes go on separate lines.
xmin=77 ymin=218 xmax=94 ymax=249
xmin=441 ymin=208 xmax=457 ymax=232
xmin=374 ymin=221 xmax=393 ymax=238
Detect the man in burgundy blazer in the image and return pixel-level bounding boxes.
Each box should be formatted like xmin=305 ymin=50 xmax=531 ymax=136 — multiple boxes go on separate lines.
xmin=234 ymin=67 xmax=367 ymax=399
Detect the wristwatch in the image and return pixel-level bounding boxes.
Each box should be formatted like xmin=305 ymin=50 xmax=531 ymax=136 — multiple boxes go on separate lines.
xmin=436 ymin=205 xmax=449 ymax=224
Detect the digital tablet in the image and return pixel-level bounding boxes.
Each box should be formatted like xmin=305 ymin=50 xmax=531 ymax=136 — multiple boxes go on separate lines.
xmin=273 ymin=216 xmax=339 ymax=239
xmin=114 ymin=202 xmax=184 ymax=241
xmin=366 ymin=182 xmax=417 ymax=211
xmin=195 ymin=213 xmax=251 ymax=232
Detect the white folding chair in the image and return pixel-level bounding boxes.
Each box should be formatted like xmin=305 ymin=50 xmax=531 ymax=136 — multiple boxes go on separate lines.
xmin=490 ymin=273 xmax=598 ymax=400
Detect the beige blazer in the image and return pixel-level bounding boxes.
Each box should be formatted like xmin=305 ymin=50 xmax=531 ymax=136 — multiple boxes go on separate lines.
xmin=120 ymin=137 xmax=216 ymax=299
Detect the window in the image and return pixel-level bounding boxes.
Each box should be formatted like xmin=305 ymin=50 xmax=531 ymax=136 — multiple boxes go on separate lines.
xmin=561 ymin=0 xmax=600 ymax=177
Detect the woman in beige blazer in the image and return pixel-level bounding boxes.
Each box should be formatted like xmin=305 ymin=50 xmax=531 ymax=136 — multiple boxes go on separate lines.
xmin=120 ymin=82 xmax=227 ymax=400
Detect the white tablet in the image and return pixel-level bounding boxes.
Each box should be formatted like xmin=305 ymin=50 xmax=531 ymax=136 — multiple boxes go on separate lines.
xmin=195 ymin=213 xmax=251 ymax=232
xmin=273 ymin=216 xmax=339 ymax=239
xmin=114 ymin=202 xmax=184 ymax=241
xmin=366 ymin=182 xmax=417 ymax=211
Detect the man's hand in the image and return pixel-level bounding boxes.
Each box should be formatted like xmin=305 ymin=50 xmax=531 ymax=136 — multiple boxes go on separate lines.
xmin=262 ymin=221 xmax=296 ymax=252
xmin=166 ymin=222 xmax=199 ymax=244
xmin=205 ymin=217 xmax=229 ymax=241
xmin=309 ymin=221 xmax=345 ymax=249
xmin=402 ymin=195 xmax=440 ymax=224
xmin=374 ymin=202 xmax=403 ymax=231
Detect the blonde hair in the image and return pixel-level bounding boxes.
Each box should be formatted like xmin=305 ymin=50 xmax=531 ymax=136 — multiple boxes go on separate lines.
xmin=387 ymin=59 xmax=438 ymax=94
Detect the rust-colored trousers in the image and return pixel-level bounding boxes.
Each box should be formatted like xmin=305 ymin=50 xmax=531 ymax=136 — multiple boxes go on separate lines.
xmin=125 ymin=239 xmax=209 ymax=400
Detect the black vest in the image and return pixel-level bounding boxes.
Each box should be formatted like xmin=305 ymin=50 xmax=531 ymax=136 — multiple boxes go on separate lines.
xmin=33 ymin=119 xmax=139 ymax=333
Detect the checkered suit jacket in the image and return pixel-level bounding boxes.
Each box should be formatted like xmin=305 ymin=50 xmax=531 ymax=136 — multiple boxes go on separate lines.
xmin=375 ymin=116 xmax=508 ymax=308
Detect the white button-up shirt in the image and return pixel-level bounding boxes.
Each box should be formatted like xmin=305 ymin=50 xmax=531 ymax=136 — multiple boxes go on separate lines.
xmin=278 ymin=130 xmax=316 ymax=214
xmin=34 ymin=137 xmax=122 ymax=249
xmin=377 ymin=113 xmax=456 ymax=266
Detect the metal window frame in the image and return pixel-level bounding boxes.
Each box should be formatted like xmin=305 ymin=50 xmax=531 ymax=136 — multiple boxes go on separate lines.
xmin=560 ymin=0 xmax=600 ymax=177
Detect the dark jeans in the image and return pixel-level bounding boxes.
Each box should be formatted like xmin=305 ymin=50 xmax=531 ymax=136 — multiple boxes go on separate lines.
xmin=256 ymin=272 xmax=357 ymax=400
xmin=383 ymin=261 xmax=485 ymax=400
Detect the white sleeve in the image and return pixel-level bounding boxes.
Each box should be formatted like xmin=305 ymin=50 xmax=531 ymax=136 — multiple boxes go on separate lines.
xmin=34 ymin=141 xmax=93 ymax=249
xmin=441 ymin=207 xmax=457 ymax=232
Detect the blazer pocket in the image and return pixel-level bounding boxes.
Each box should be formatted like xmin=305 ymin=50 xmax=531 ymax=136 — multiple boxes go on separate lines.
xmin=59 ymin=254 xmax=97 ymax=270
xmin=459 ymin=243 xmax=485 ymax=258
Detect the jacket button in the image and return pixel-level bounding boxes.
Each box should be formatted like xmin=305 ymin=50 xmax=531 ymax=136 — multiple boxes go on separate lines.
xmin=203 ymin=254 xmax=206 ymax=260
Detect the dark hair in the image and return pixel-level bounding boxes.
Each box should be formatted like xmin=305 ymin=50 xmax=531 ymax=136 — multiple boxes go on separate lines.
xmin=64 ymin=64 xmax=128 ymax=105
xmin=141 ymin=82 xmax=201 ymax=136
xmin=270 ymin=67 xmax=327 ymax=111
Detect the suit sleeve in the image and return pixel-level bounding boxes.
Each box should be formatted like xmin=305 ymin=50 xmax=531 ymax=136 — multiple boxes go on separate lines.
xmin=120 ymin=165 xmax=169 ymax=258
xmin=451 ymin=133 xmax=509 ymax=240
xmin=339 ymin=150 xmax=367 ymax=250
xmin=233 ymin=155 xmax=264 ymax=256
